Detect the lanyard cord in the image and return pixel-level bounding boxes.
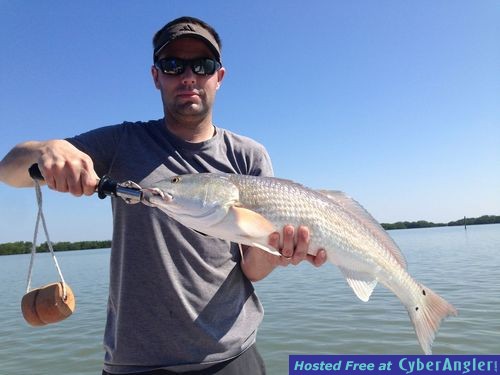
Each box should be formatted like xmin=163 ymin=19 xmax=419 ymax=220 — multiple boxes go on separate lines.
xmin=26 ymin=180 xmax=67 ymax=299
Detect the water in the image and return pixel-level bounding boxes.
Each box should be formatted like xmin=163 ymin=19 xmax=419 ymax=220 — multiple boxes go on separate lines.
xmin=1 ymin=224 xmax=499 ymax=375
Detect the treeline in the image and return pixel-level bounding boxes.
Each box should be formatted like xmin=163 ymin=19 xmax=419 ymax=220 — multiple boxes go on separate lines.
xmin=0 ymin=240 xmax=111 ymax=256
xmin=381 ymin=215 xmax=500 ymax=230
xmin=1 ymin=215 xmax=499 ymax=254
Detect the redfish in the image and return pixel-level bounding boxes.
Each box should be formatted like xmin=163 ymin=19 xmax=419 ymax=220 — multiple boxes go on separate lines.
xmin=146 ymin=173 xmax=458 ymax=354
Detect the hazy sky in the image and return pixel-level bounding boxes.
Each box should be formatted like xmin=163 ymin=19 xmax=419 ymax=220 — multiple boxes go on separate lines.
xmin=1 ymin=1 xmax=498 ymax=242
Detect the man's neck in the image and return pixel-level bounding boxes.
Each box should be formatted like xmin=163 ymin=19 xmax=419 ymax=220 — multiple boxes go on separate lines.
xmin=164 ymin=117 xmax=215 ymax=143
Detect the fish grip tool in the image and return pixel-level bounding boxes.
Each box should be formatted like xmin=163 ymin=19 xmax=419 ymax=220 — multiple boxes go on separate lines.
xmin=28 ymin=164 xmax=144 ymax=204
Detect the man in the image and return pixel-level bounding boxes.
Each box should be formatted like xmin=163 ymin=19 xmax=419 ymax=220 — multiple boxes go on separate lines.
xmin=0 ymin=16 xmax=326 ymax=374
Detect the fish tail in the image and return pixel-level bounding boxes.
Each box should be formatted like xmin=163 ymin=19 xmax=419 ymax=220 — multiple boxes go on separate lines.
xmin=407 ymin=284 xmax=458 ymax=354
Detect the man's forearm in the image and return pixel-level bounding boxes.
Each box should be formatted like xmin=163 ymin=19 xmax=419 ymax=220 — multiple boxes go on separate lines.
xmin=1 ymin=139 xmax=98 ymax=196
xmin=0 ymin=141 xmax=43 ymax=187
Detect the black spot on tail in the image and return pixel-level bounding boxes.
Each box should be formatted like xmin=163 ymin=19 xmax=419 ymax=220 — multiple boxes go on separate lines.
xmin=415 ymin=306 xmax=419 ymax=311
xmin=422 ymin=289 xmax=426 ymax=296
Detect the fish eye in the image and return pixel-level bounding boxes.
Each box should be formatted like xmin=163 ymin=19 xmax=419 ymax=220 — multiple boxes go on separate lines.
xmin=171 ymin=176 xmax=181 ymax=183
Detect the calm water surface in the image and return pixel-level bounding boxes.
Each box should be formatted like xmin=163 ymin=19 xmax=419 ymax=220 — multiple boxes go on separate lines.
xmin=1 ymin=224 xmax=499 ymax=375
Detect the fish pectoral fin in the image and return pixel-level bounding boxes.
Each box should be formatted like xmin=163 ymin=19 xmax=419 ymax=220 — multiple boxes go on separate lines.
xmin=214 ymin=206 xmax=279 ymax=255
xmin=339 ymin=267 xmax=378 ymax=302
xmin=226 ymin=206 xmax=276 ymax=238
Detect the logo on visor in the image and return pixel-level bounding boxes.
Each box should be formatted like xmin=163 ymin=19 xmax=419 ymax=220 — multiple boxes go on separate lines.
xmin=179 ymin=24 xmax=195 ymax=32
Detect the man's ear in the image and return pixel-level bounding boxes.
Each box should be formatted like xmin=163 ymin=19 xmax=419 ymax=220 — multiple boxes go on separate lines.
xmin=216 ymin=67 xmax=226 ymax=90
xmin=151 ymin=66 xmax=161 ymax=89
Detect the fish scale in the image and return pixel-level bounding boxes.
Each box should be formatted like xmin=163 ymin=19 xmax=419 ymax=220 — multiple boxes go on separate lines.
xmin=229 ymin=175 xmax=383 ymax=264
xmin=148 ymin=172 xmax=458 ymax=354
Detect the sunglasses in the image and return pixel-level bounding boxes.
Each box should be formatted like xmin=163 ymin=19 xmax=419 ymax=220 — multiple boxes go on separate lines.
xmin=155 ymin=58 xmax=222 ymax=76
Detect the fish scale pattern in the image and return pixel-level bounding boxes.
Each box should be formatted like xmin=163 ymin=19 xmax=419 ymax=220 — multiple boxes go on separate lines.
xmin=227 ymin=175 xmax=375 ymax=259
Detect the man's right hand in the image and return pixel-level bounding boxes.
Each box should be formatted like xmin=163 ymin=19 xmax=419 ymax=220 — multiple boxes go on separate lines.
xmin=0 ymin=139 xmax=99 ymax=196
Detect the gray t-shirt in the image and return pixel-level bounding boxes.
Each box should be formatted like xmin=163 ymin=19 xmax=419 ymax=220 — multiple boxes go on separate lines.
xmin=68 ymin=119 xmax=273 ymax=373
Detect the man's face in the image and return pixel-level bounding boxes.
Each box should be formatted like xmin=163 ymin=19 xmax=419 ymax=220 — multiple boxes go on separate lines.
xmin=152 ymin=38 xmax=225 ymax=123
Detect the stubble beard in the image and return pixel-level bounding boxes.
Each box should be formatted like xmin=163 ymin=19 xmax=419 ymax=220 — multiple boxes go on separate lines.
xmin=164 ymin=90 xmax=213 ymax=127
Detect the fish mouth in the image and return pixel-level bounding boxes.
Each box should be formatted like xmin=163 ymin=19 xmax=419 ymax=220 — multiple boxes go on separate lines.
xmin=142 ymin=188 xmax=173 ymax=206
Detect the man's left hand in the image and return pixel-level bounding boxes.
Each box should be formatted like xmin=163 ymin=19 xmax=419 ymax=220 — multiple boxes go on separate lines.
xmin=268 ymin=225 xmax=327 ymax=267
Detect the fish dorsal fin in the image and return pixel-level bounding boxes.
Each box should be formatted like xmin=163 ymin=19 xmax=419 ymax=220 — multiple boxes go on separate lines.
xmin=318 ymin=190 xmax=408 ymax=269
xmin=339 ymin=266 xmax=378 ymax=302
xmin=210 ymin=205 xmax=281 ymax=257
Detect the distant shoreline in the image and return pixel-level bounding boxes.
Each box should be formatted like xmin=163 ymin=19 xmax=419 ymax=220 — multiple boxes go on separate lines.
xmin=1 ymin=215 xmax=498 ymax=255
xmin=0 ymin=240 xmax=111 ymax=256
xmin=380 ymin=215 xmax=500 ymax=230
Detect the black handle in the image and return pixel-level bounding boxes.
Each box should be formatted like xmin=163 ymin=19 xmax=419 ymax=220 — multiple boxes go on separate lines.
xmin=97 ymin=176 xmax=118 ymax=199
xmin=28 ymin=163 xmax=118 ymax=200
xmin=28 ymin=163 xmax=45 ymax=180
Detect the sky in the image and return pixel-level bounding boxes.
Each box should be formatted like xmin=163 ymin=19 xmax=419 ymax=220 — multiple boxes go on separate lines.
xmin=0 ymin=1 xmax=498 ymax=243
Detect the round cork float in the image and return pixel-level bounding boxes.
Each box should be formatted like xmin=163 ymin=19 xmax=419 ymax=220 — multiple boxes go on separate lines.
xmin=21 ymin=282 xmax=76 ymax=326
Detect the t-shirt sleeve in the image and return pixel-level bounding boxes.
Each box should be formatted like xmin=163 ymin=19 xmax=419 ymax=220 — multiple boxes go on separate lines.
xmin=249 ymin=144 xmax=274 ymax=177
xmin=66 ymin=124 xmax=125 ymax=177
xmin=219 ymin=128 xmax=274 ymax=178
